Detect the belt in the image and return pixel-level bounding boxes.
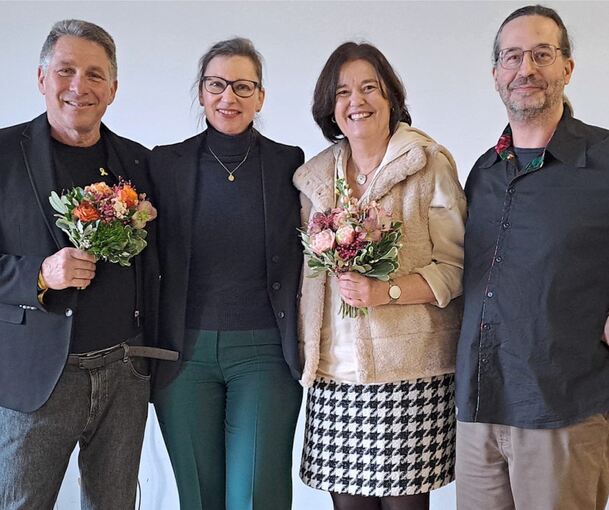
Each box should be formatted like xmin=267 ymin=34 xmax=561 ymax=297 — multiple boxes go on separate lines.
xmin=67 ymin=342 xmax=179 ymax=370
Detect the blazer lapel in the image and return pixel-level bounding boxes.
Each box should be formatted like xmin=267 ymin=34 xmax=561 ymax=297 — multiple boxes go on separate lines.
xmin=258 ymin=134 xmax=285 ymax=257
xmin=19 ymin=114 xmax=67 ymax=249
xmin=168 ymin=133 xmax=203 ymax=264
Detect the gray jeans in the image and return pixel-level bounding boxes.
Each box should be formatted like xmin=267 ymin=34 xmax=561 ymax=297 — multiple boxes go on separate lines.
xmin=0 ymin=353 xmax=150 ymax=510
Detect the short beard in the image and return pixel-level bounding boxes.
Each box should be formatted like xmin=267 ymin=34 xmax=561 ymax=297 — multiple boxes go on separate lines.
xmin=500 ymin=77 xmax=565 ymax=122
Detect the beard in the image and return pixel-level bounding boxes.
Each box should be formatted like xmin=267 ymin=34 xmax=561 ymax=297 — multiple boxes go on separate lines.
xmin=498 ymin=76 xmax=565 ymax=121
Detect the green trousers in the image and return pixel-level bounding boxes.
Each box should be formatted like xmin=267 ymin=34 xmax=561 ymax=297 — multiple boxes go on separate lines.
xmin=154 ymin=329 xmax=302 ymax=510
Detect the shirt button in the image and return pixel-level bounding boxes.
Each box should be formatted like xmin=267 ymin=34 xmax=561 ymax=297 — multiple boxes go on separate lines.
xmin=486 ymin=291 xmax=494 ymax=298
xmin=508 ymin=187 xmax=515 ymax=194
xmin=65 ymin=308 xmax=73 ymax=317
xmin=272 ymin=282 xmax=281 ymax=291
xmin=495 ymin=256 xmax=503 ymax=263
xmin=482 ymin=323 xmax=491 ymax=331
xmin=278 ymin=311 xmax=286 ymax=319
xmin=502 ymin=222 xmax=510 ymax=230
xmin=271 ymin=255 xmax=280 ymax=263
xmin=481 ymin=357 xmax=489 ymax=364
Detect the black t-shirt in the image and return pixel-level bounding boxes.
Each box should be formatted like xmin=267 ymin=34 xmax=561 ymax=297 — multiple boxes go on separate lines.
xmin=49 ymin=136 xmax=140 ymax=353
xmin=513 ymin=146 xmax=544 ymax=173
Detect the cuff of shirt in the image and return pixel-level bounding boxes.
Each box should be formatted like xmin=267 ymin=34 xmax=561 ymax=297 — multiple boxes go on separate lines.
xmin=37 ymin=271 xmax=48 ymax=304
xmin=412 ymin=264 xmax=462 ymax=308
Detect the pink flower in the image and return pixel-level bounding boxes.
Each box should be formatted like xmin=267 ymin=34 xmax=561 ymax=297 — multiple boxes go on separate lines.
xmin=131 ymin=200 xmax=158 ymax=228
xmin=331 ymin=209 xmax=350 ymax=229
xmin=335 ymin=224 xmax=356 ymax=246
xmin=308 ymin=212 xmax=330 ymax=234
xmin=310 ymin=229 xmax=335 ymax=254
xmin=113 ymin=199 xmax=128 ymax=219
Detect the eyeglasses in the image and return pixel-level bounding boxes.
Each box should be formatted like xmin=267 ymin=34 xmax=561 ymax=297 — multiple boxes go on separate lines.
xmin=201 ymin=76 xmax=260 ymax=98
xmin=497 ymin=44 xmax=563 ymax=70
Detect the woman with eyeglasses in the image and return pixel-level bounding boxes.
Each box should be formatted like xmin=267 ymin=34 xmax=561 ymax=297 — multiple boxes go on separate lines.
xmin=150 ymin=37 xmax=304 ymax=510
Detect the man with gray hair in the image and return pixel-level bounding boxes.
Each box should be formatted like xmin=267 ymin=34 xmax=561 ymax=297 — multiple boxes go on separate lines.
xmin=456 ymin=5 xmax=609 ymax=509
xmin=0 ymin=19 xmax=175 ymax=509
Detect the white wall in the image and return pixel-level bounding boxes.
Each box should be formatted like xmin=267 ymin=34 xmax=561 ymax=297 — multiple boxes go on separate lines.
xmin=2 ymin=1 xmax=609 ymax=509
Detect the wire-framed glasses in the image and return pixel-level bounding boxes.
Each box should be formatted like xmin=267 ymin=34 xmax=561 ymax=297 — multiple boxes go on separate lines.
xmin=498 ymin=44 xmax=563 ymax=70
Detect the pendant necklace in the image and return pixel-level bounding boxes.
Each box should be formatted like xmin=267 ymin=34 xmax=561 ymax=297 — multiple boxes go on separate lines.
xmin=208 ymin=136 xmax=252 ymax=182
xmin=353 ymin=160 xmax=377 ymax=186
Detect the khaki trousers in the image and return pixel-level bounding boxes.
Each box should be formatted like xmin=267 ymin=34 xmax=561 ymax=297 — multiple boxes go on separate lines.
xmin=456 ymin=414 xmax=609 ymax=510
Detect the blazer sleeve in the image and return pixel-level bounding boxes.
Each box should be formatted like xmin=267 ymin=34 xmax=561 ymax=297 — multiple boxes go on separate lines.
xmin=0 ymin=254 xmax=46 ymax=308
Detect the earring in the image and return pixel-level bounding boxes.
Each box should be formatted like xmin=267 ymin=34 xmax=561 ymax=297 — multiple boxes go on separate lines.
xmin=331 ymin=116 xmax=337 ymax=124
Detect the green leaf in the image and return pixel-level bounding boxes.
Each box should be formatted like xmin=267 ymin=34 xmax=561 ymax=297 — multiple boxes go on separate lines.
xmin=49 ymin=192 xmax=68 ymax=214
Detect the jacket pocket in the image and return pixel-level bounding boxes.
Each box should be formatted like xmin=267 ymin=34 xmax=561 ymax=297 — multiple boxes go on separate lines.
xmin=0 ymin=303 xmax=25 ymax=324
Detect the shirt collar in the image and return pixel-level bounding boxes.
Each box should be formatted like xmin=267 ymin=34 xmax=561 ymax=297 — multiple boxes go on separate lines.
xmin=479 ymin=108 xmax=587 ymax=169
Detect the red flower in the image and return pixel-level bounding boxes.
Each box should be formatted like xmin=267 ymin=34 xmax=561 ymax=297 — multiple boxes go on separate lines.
xmin=495 ymin=134 xmax=512 ymax=154
xmin=73 ymin=201 xmax=100 ymax=222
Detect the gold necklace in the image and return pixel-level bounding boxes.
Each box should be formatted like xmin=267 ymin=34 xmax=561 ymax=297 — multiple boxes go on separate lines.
xmin=207 ymin=136 xmax=252 ymax=182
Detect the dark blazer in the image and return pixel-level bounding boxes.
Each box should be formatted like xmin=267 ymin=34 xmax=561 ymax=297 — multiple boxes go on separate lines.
xmin=0 ymin=113 xmax=159 ymax=412
xmin=150 ymin=129 xmax=304 ymax=391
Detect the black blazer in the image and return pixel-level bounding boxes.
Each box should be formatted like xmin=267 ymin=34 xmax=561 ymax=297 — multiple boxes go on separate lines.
xmin=150 ymin=129 xmax=304 ymax=391
xmin=0 ymin=114 xmax=159 ymax=412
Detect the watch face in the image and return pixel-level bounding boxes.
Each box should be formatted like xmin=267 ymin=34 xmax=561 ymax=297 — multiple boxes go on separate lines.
xmin=389 ymin=285 xmax=401 ymax=300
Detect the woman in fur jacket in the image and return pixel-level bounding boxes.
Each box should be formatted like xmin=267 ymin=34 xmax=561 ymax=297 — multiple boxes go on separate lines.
xmin=294 ymin=42 xmax=466 ymax=510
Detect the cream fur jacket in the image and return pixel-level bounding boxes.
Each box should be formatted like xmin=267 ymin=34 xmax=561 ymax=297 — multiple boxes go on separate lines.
xmin=293 ymin=123 xmax=465 ymax=387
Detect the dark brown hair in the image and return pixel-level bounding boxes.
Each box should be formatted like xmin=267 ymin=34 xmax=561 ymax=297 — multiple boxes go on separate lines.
xmin=492 ymin=5 xmax=573 ymax=65
xmin=312 ymin=42 xmax=411 ymax=143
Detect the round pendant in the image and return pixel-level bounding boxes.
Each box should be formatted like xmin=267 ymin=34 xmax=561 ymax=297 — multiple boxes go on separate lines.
xmin=228 ymin=174 xmax=235 ymax=182
xmin=356 ymin=173 xmax=367 ymax=185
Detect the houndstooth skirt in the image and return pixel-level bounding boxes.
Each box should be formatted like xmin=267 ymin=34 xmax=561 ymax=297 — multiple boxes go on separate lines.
xmin=300 ymin=374 xmax=455 ymax=497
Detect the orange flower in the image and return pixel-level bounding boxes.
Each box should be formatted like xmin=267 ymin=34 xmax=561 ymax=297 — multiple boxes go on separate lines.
xmin=85 ymin=182 xmax=113 ymax=197
xmin=73 ymin=201 xmax=100 ymax=222
xmin=117 ymin=185 xmax=138 ymax=208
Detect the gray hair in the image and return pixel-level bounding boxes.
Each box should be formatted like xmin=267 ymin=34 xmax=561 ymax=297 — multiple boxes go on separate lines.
xmin=492 ymin=5 xmax=573 ymax=66
xmin=39 ymin=19 xmax=117 ymax=80
xmin=195 ymin=37 xmax=264 ymax=95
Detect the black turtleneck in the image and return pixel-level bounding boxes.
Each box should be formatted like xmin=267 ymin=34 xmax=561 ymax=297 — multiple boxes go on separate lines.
xmin=185 ymin=122 xmax=277 ymax=331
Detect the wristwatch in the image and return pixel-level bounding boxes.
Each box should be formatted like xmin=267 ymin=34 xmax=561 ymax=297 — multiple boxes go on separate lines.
xmin=388 ymin=279 xmax=402 ymax=304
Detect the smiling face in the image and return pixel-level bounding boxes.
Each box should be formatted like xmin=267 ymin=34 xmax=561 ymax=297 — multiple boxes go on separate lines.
xmin=199 ymin=55 xmax=265 ymax=136
xmin=334 ymin=59 xmax=391 ymax=144
xmin=493 ymin=15 xmax=573 ymax=122
xmin=38 ymin=36 xmax=117 ymax=147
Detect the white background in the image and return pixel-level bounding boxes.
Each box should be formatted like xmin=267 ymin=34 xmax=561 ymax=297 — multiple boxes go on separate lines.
xmin=2 ymin=1 xmax=609 ymax=509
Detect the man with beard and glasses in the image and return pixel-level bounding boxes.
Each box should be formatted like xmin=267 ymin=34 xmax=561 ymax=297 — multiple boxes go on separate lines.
xmin=455 ymin=5 xmax=609 ymax=510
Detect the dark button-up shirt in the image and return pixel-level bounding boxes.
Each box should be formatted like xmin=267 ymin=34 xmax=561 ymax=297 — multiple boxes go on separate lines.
xmin=456 ymin=111 xmax=609 ymax=429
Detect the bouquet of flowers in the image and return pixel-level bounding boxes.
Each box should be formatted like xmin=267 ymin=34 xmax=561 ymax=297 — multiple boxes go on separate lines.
xmin=300 ymin=178 xmax=402 ymax=318
xmin=49 ymin=179 xmax=157 ymax=266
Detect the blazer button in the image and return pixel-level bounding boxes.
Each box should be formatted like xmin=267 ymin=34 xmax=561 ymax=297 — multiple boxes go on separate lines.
xmin=65 ymin=308 xmax=73 ymax=317
xmin=271 ymin=255 xmax=280 ymax=263
xmin=278 ymin=311 xmax=286 ymax=319
xmin=272 ymin=282 xmax=281 ymax=291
